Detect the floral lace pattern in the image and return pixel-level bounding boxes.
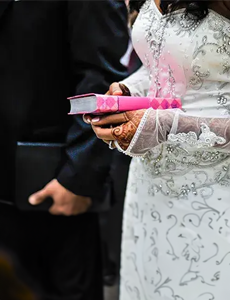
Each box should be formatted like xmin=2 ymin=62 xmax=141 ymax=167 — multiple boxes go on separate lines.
xmin=168 ymin=123 xmax=226 ymax=148
xmin=119 ymin=108 xmax=230 ymax=157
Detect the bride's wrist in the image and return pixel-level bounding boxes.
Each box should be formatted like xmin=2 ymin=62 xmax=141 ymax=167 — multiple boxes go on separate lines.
xmin=159 ymin=110 xmax=175 ymax=140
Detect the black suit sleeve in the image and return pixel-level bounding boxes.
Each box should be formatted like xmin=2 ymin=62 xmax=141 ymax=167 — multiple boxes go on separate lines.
xmin=57 ymin=0 xmax=129 ymax=198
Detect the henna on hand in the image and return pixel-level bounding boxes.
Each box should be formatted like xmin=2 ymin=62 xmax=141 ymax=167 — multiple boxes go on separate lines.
xmin=125 ymin=110 xmax=146 ymax=127
xmin=111 ymin=109 xmax=146 ymax=150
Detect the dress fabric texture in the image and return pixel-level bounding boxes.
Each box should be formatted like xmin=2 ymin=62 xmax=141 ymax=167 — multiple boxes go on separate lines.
xmin=120 ymin=1 xmax=230 ymax=299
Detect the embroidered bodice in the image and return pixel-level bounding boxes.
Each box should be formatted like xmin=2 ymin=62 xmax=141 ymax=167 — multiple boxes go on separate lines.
xmin=127 ymin=0 xmax=230 ymax=116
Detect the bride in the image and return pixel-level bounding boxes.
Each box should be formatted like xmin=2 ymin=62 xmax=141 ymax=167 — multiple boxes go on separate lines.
xmin=85 ymin=0 xmax=230 ymax=299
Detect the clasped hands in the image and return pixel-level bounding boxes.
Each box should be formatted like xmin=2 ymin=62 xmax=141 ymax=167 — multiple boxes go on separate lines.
xmin=84 ymin=83 xmax=146 ymax=150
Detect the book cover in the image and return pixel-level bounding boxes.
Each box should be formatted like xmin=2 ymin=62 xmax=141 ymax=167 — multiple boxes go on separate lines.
xmin=68 ymin=93 xmax=182 ymax=115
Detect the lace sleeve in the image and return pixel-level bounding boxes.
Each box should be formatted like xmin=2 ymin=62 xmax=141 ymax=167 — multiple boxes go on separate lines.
xmin=115 ymin=108 xmax=230 ymax=157
xmin=119 ymin=65 xmax=150 ymax=97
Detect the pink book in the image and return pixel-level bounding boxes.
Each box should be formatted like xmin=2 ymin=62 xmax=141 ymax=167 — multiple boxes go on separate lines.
xmin=68 ymin=93 xmax=182 ymax=115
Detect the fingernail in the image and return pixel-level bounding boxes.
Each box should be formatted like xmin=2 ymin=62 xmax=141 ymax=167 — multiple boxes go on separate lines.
xmin=91 ymin=117 xmax=100 ymax=123
xmin=83 ymin=115 xmax=91 ymax=124
xmin=29 ymin=196 xmax=36 ymax=205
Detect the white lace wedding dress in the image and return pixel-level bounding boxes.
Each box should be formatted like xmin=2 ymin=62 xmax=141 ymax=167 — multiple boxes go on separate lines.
xmin=119 ymin=1 xmax=230 ymax=299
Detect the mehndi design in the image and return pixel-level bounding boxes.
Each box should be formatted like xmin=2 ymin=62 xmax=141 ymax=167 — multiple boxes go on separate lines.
xmin=111 ymin=110 xmax=146 ymax=150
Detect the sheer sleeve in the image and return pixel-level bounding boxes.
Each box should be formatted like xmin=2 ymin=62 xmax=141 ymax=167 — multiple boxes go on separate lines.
xmin=120 ymin=65 xmax=150 ymax=97
xmin=115 ymin=108 xmax=230 ymax=157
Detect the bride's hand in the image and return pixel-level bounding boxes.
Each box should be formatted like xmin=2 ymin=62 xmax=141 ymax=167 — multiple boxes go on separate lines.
xmin=84 ymin=110 xmax=146 ymax=150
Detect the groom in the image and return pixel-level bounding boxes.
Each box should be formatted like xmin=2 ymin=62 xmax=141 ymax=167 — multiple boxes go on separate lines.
xmin=0 ymin=1 xmax=129 ymax=299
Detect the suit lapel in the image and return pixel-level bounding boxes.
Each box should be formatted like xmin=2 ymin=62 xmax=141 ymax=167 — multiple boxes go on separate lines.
xmin=0 ymin=0 xmax=13 ymax=21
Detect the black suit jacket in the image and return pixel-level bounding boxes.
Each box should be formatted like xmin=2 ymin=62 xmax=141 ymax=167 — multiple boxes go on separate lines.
xmin=0 ymin=0 xmax=129 ymax=206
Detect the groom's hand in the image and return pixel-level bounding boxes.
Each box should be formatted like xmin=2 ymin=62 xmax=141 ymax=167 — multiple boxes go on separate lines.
xmin=29 ymin=179 xmax=92 ymax=216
